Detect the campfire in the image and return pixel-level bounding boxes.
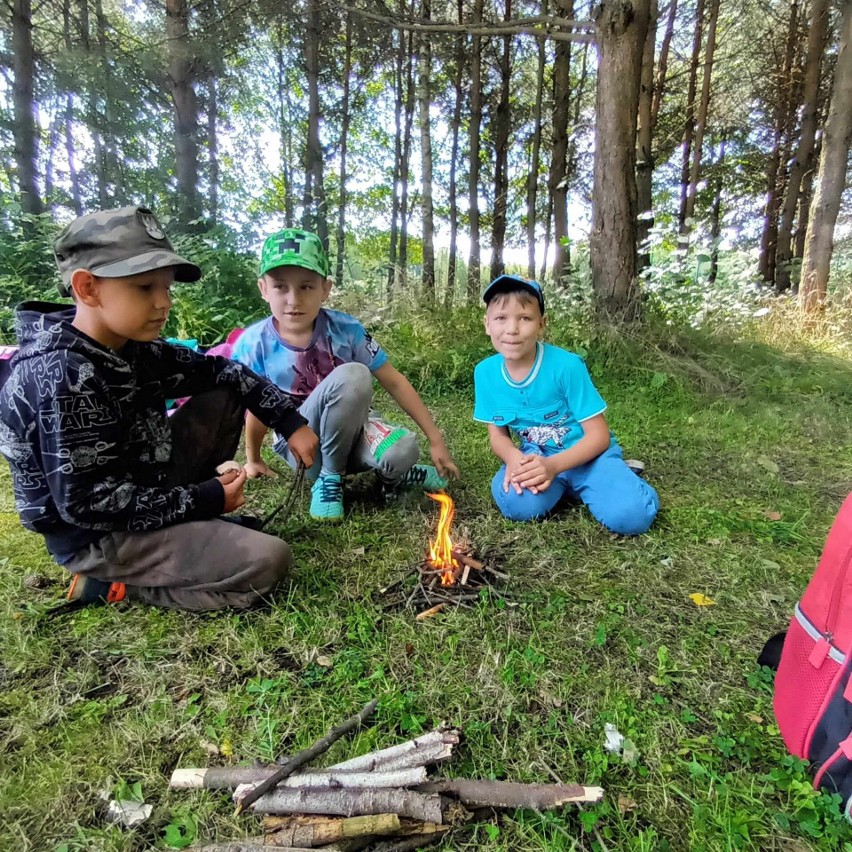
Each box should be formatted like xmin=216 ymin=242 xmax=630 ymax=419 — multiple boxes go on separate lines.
xmin=375 ymin=492 xmax=511 ymax=617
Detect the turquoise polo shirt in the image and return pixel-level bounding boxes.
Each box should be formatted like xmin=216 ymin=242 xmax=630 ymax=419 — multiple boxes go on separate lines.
xmin=473 ymin=343 xmax=607 ymax=451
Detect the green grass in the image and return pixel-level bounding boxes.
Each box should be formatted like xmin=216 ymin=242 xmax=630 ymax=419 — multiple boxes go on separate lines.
xmin=1 ymin=311 xmax=852 ymax=851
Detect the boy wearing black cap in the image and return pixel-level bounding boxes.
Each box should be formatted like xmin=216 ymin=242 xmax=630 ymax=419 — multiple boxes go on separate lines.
xmin=0 ymin=206 xmax=318 ymax=609
xmin=474 ymin=275 xmax=659 ymax=535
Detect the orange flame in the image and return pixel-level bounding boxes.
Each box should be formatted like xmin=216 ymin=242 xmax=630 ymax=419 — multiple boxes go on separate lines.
xmin=427 ymin=492 xmax=459 ymax=586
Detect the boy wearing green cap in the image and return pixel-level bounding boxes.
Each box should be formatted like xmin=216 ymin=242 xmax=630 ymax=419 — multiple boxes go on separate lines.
xmin=232 ymin=228 xmax=459 ymax=521
xmin=0 ymin=206 xmax=319 ymax=609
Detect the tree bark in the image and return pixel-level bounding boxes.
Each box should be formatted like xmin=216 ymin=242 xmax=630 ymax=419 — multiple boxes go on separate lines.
xmin=275 ymin=25 xmax=296 ymax=228
xmin=208 ymin=75 xmax=219 ymax=226
xmin=709 ymin=130 xmax=726 ymax=283
xmin=490 ymin=0 xmax=513 ymax=281
xmin=758 ymin=0 xmax=799 ymax=283
xmin=589 ymin=0 xmax=651 ymax=322
xmin=418 ymin=0 xmax=436 ymax=302
xmin=336 ymin=12 xmax=353 ymax=286
xmin=167 ymin=0 xmax=202 ymax=227
xmin=444 ymin=0 xmax=465 ymax=308
xmin=304 ymin=0 xmax=328 ymax=248
xmin=417 ymin=779 xmax=604 ymax=807
xmin=650 ymin=0 xmax=678 ymax=128
xmin=680 ymin=0 xmax=720 ymax=249
xmin=776 ymin=0 xmax=829 ymax=292
xmin=398 ymin=29 xmax=416 ymax=293
xmin=62 ymin=0 xmax=82 ymax=216
xmin=636 ymin=0 xmax=658 ymax=270
xmin=549 ymin=0 xmax=574 ymax=280
xmin=467 ymin=0 xmax=485 ymax=303
xmin=526 ymin=0 xmax=547 ymax=279
xmin=388 ymin=22 xmax=405 ymax=302
xmin=11 ymin=0 xmax=42 ymax=215
xmin=799 ymin=0 xmax=852 ymax=313
xmin=677 ymin=0 xmax=705 ymax=233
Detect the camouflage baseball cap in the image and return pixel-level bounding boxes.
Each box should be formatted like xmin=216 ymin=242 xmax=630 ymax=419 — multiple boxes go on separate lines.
xmin=259 ymin=228 xmax=329 ymax=278
xmin=53 ymin=206 xmax=202 ymax=297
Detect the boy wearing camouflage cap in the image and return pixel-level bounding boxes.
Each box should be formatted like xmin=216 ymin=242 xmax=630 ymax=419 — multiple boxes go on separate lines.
xmin=0 ymin=206 xmax=318 ymax=610
xmin=232 ymin=228 xmax=459 ymax=521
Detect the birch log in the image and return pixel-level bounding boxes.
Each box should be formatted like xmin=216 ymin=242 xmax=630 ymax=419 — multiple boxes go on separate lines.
xmin=330 ymin=730 xmax=459 ymax=772
xmin=250 ymin=788 xmax=445 ymax=823
xmin=172 ymin=767 xmax=427 ymax=792
xmin=417 ymin=779 xmax=604 ymax=808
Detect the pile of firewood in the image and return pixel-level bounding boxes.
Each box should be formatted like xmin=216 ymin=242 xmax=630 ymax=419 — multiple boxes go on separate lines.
xmin=172 ymin=700 xmax=603 ymax=851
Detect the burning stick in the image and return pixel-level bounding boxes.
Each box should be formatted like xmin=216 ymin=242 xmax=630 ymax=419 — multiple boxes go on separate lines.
xmin=234 ymin=699 xmax=378 ymax=815
xmin=451 ymin=550 xmax=483 ymax=571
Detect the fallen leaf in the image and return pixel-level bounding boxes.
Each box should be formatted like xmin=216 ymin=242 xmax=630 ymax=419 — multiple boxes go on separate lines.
xmin=689 ymin=593 xmax=716 ymax=607
xmin=106 ymin=799 xmax=152 ymax=828
xmin=405 ymin=643 xmax=415 ymax=657
xmin=316 ymin=655 xmax=332 ymax=668
xmin=707 ymin=538 xmax=724 ymax=546
xmin=764 ymin=510 xmax=783 ymax=521
xmin=756 ymin=456 xmax=780 ymax=474
xmin=746 ymin=713 xmax=764 ymax=724
xmin=622 ymin=738 xmax=640 ymax=765
xmin=617 ymin=795 xmax=638 ymax=814
xmin=200 ymin=739 xmax=219 ymax=757
xmin=351 ymin=546 xmax=366 ymax=557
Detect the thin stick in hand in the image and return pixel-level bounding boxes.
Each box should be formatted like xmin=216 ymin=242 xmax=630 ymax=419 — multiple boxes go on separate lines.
xmin=234 ymin=698 xmax=379 ymax=815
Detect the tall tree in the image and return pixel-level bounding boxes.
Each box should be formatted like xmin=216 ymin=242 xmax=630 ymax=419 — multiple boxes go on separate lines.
xmin=336 ymin=11 xmax=353 ymax=286
xmin=549 ymin=0 xmax=574 ymax=280
xmin=680 ymin=0 xmax=720 ymax=248
xmin=467 ymin=0 xmax=485 ymax=303
xmin=444 ymin=0 xmax=465 ymax=308
xmin=387 ymin=24 xmax=406 ymax=301
xmin=62 ymin=0 xmax=83 ymax=215
xmin=166 ymin=0 xmax=202 ymax=227
xmin=775 ymin=0 xmax=829 ymax=292
xmin=11 ymin=0 xmax=42 ymax=215
xmin=651 ymin=0 xmax=678 ymax=127
xmin=589 ymin=0 xmax=651 ymax=321
xmin=526 ymin=0 xmax=547 ymax=280
xmin=636 ymin=0 xmax=658 ymax=270
xmin=709 ymin=130 xmax=727 ymax=283
xmin=418 ymin=0 xmax=436 ymax=301
xmin=800 ymin=0 xmax=852 ymax=313
xmin=490 ymin=0 xmax=512 ymax=281
xmin=398 ymin=31 xmax=416 ymax=293
xmin=677 ymin=0 xmax=705 ymax=233
xmin=303 ymin=0 xmax=328 ymax=247
xmin=758 ymin=0 xmax=800 ymax=283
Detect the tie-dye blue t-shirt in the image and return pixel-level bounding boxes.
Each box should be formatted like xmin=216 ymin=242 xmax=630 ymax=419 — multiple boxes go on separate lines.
xmin=231 ymin=308 xmax=388 ymax=404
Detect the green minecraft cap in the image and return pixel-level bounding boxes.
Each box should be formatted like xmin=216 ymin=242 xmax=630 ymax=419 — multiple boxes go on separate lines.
xmin=259 ymin=228 xmax=329 ymax=278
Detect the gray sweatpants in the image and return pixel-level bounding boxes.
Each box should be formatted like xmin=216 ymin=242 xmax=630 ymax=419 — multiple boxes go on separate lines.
xmin=273 ymin=363 xmax=420 ymax=481
xmin=64 ymin=387 xmax=291 ymax=611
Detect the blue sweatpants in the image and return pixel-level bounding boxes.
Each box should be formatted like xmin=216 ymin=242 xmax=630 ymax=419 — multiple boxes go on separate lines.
xmin=491 ymin=442 xmax=659 ymax=535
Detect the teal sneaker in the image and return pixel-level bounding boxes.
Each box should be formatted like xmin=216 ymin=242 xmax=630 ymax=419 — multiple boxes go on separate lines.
xmin=398 ymin=464 xmax=447 ymax=491
xmin=310 ymin=473 xmax=344 ymax=522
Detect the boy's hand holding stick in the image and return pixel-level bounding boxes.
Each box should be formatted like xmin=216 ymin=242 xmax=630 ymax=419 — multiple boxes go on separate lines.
xmin=218 ymin=466 xmax=248 ymax=512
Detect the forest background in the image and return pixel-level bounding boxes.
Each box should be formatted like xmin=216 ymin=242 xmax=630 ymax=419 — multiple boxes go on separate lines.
xmin=1 ymin=1 xmax=852 ymax=851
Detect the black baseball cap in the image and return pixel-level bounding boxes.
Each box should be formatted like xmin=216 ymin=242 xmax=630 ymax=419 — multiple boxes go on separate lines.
xmin=482 ymin=274 xmax=545 ymax=314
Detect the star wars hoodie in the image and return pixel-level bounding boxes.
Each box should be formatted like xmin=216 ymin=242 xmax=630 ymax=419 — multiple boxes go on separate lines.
xmin=0 ymin=302 xmax=306 ymax=562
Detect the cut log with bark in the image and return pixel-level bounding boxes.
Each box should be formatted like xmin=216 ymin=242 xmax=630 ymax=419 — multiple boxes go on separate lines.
xmin=331 ymin=730 xmax=459 ymax=773
xmin=262 ymin=813 xmax=401 ymax=847
xmin=234 ymin=699 xmax=378 ymax=814
xmin=417 ymin=779 xmax=604 ymax=809
xmin=251 ymin=788 xmax=445 ymax=824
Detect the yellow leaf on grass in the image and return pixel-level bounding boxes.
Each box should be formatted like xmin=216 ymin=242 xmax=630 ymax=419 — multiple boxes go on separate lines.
xmin=689 ymin=593 xmax=716 ymax=607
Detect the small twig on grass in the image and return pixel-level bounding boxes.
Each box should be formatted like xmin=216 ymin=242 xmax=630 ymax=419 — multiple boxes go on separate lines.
xmin=234 ymin=698 xmax=379 ymax=815
xmin=260 ymin=463 xmax=306 ymax=530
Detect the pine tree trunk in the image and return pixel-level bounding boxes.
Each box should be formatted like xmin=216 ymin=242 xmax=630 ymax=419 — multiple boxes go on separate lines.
xmin=208 ymin=76 xmax=219 ymax=226
xmin=709 ymin=131 xmax=726 ymax=283
xmin=549 ymin=0 xmax=574 ymax=281
xmin=388 ymin=23 xmax=405 ymax=302
xmin=167 ymin=0 xmax=201 ymax=228
xmin=680 ymin=0 xmax=720 ymax=249
xmin=12 ymin=0 xmax=42 ymax=215
xmin=304 ymin=0 xmax=328 ymax=248
xmin=776 ymin=0 xmax=829 ymax=292
xmin=650 ymin=0 xmax=678 ymax=128
xmin=564 ymin=38 xmax=591 ymax=270
xmin=794 ymin=128 xmax=820 ymax=264
xmin=526 ymin=0 xmax=547 ymax=280
xmin=490 ymin=0 xmax=512 ymax=281
xmin=62 ymin=0 xmax=83 ymax=216
xmin=800 ymin=0 xmax=852 ymax=313
xmin=589 ymin=0 xmax=651 ymax=322
xmin=677 ymin=0 xmax=705 ymax=233
xmin=636 ymin=0 xmax=658 ymax=271
xmin=336 ymin=12 xmax=353 ymax=286
xmin=418 ymin=0 xmax=436 ymax=302
xmin=758 ymin=0 xmax=799 ymax=283
xmin=44 ymin=111 xmax=59 ymax=210
xmin=467 ymin=0 xmax=485 ymax=303
xmin=444 ymin=0 xmax=465 ymax=308
xmin=399 ymin=30 xmax=416 ymax=293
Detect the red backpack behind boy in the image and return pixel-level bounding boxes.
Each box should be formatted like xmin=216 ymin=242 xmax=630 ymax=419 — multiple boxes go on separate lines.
xmin=774 ymin=493 xmax=852 ymax=816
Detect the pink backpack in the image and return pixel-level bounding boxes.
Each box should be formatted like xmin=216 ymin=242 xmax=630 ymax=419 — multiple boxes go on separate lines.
xmin=774 ymin=493 xmax=852 ymax=815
